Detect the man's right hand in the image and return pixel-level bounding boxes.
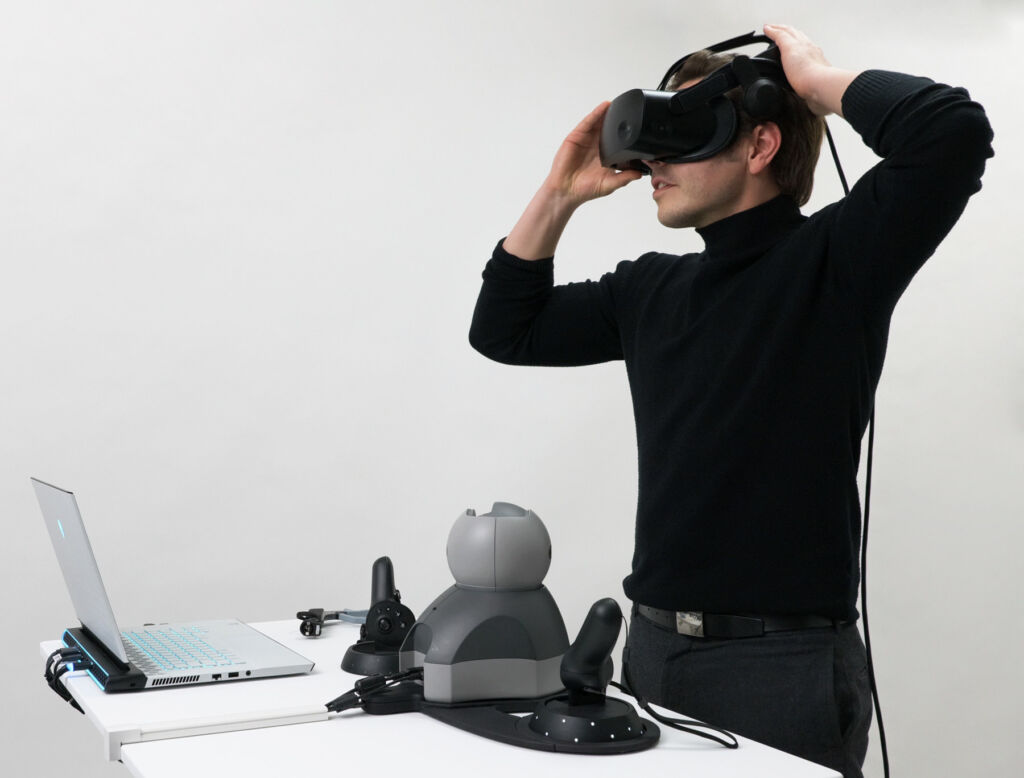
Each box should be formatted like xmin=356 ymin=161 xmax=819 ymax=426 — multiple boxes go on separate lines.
xmin=503 ymin=102 xmax=642 ymax=261
xmin=545 ymin=101 xmax=644 ymax=206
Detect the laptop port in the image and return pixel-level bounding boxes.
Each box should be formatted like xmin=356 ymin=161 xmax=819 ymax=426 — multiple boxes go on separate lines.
xmin=212 ymin=674 xmax=222 ymax=680
xmin=228 ymin=672 xmax=239 ymax=678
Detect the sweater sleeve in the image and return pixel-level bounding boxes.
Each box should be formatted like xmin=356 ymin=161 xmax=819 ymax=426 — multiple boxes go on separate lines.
xmin=468 ymin=239 xmax=629 ymax=366
xmin=828 ymin=70 xmax=994 ymax=317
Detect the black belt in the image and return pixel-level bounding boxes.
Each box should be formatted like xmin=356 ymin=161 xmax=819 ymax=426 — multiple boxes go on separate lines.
xmin=636 ymin=604 xmax=840 ymax=639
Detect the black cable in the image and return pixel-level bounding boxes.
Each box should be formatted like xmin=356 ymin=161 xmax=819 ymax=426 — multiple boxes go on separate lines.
xmin=609 ymin=678 xmax=738 ymax=749
xmin=825 ymin=122 xmax=850 ymax=194
xmin=324 ymin=667 xmax=423 ymax=713
xmin=616 ymin=619 xmax=739 ymax=749
xmin=44 ymin=646 xmax=82 ymax=683
xmin=861 ymin=405 xmax=889 ymax=778
xmin=52 ymin=663 xmax=76 ymax=694
xmin=827 ymin=119 xmax=890 ymax=778
xmin=44 ymin=648 xmax=88 ymax=714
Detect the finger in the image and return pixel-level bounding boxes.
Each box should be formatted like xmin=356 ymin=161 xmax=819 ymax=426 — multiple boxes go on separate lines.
xmin=572 ymin=101 xmax=611 ymax=134
xmin=563 ymin=103 xmax=612 ymax=150
xmin=763 ymin=23 xmax=806 ymax=50
xmin=606 ymin=168 xmax=643 ymax=192
xmin=766 ymin=23 xmax=813 ymax=46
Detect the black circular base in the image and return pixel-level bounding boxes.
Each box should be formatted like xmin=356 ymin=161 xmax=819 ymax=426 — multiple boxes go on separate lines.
xmin=527 ymin=696 xmax=659 ymax=753
xmin=420 ymin=696 xmax=660 ymax=755
xmin=340 ymin=642 xmax=401 ymax=676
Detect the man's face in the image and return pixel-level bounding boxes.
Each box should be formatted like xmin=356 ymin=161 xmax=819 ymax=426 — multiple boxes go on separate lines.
xmin=647 ymin=142 xmax=751 ymax=229
xmin=647 ymin=78 xmax=754 ymax=230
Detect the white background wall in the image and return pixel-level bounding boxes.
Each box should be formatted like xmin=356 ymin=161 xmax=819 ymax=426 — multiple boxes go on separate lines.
xmin=2 ymin=1 xmax=1020 ymax=775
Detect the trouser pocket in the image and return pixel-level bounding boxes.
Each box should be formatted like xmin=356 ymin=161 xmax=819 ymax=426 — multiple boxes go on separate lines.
xmin=657 ymin=628 xmax=844 ymax=757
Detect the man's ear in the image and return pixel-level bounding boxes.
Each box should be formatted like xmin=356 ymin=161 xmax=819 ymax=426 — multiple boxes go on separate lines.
xmin=747 ymin=122 xmax=782 ymax=175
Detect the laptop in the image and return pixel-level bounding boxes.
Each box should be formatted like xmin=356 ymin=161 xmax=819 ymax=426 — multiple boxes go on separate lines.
xmin=33 ymin=477 xmax=314 ymax=691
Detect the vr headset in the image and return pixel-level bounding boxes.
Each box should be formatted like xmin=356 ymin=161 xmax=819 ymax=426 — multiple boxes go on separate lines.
xmin=599 ymin=31 xmax=792 ymax=171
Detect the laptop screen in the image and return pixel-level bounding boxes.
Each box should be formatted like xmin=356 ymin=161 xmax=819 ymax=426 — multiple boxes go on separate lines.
xmin=33 ymin=478 xmax=130 ymax=664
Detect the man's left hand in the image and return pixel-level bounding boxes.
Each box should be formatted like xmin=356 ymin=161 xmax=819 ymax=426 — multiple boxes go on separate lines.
xmin=763 ymin=24 xmax=860 ymax=117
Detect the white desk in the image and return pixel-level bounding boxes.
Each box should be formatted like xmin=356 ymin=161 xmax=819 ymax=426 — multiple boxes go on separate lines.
xmin=42 ymin=619 xmax=840 ymax=777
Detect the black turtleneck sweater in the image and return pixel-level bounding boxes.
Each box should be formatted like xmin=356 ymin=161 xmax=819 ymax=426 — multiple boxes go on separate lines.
xmin=469 ymin=71 xmax=992 ymax=621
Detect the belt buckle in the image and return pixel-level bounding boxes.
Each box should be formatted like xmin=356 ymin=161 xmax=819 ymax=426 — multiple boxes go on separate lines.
xmin=675 ymin=611 xmax=704 ymax=637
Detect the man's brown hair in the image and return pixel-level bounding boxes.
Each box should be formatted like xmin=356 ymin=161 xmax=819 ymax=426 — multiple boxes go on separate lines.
xmin=667 ymin=50 xmax=825 ymax=206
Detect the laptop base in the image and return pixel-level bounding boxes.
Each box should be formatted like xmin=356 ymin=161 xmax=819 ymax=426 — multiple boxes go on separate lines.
xmin=63 ymin=627 xmax=147 ymax=692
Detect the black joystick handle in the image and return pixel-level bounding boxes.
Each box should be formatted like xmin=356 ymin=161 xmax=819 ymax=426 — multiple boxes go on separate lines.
xmin=342 ymin=556 xmax=414 ymax=675
xmin=561 ymin=598 xmax=622 ymax=705
xmin=370 ymin=556 xmax=400 ymax=605
xmin=361 ymin=556 xmax=414 ymax=650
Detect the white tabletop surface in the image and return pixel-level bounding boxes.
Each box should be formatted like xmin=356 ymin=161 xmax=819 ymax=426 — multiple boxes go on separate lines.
xmin=43 ymin=619 xmax=840 ymax=777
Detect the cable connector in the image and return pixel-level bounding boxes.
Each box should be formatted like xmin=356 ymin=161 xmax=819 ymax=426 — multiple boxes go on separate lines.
xmin=44 ymin=647 xmax=83 ymax=683
xmin=44 ymin=647 xmax=92 ymax=714
xmin=324 ymin=667 xmax=423 ymax=714
xmin=325 ymin=689 xmax=362 ymax=714
xmin=354 ymin=673 xmax=388 ymax=695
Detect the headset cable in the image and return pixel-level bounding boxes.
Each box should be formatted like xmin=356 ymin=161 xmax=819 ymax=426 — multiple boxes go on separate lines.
xmin=826 ymin=120 xmax=890 ymax=778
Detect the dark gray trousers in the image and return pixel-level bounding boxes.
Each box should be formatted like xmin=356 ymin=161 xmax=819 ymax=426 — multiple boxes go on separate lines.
xmin=622 ymin=610 xmax=872 ymax=778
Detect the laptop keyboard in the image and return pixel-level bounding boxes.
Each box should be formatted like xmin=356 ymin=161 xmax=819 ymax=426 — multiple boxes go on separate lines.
xmin=121 ymin=625 xmax=244 ymax=674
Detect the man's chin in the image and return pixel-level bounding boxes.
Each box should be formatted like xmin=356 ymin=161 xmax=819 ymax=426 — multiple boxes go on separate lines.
xmin=656 ymin=207 xmax=699 ymax=230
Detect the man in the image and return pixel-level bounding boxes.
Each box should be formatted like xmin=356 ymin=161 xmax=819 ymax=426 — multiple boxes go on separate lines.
xmin=468 ymin=24 xmax=992 ymax=777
